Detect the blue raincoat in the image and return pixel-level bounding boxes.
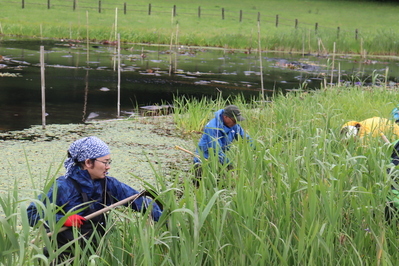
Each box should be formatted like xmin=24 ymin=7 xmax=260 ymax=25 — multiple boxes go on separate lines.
xmin=194 ymin=109 xmax=250 ymax=165
xmin=27 ymin=167 xmax=162 ymax=227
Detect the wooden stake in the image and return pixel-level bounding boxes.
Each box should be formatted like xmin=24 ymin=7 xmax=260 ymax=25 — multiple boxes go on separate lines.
xmin=117 ymin=33 xmax=121 ymax=117
xmin=257 ymin=21 xmax=264 ymax=101
xmin=86 ymin=11 xmax=89 ymax=64
xmin=330 ymin=42 xmax=335 ymax=86
xmin=40 ymin=46 xmax=46 ymax=129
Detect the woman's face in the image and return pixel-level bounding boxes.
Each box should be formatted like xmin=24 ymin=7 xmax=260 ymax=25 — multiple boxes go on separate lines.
xmin=85 ymin=155 xmax=111 ymax=180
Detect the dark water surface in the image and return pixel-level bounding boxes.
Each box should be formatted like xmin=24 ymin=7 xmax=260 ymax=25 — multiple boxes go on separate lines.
xmin=1 ymin=37 xmax=399 ymax=132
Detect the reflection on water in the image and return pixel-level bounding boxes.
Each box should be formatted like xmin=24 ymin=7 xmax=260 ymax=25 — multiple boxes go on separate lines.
xmin=1 ymin=37 xmax=399 ymax=132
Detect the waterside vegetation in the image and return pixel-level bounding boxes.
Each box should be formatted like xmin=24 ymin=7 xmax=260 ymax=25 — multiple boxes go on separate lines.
xmin=2 ymin=87 xmax=399 ymax=264
xmin=1 ymin=0 xmax=399 ymax=55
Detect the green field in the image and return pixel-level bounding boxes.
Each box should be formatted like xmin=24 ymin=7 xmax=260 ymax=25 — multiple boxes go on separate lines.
xmin=1 ymin=0 xmax=399 ymax=54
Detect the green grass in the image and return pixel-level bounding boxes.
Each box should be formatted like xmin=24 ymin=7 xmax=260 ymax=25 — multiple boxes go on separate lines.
xmin=1 ymin=0 xmax=399 ymax=54
xmin=3 ymin=86 xmax=399 ymax=264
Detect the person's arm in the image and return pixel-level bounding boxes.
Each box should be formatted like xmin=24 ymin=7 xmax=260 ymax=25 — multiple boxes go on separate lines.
xmin=236 ymin=125 xmax=254 ymax=148
xmin=107 ymin=177 xmax=162 ymax=221
xmin=201 ymin=126 xmax=230 ymax=164
xmin=27 ymin=185 xmax=66 ymax=226
xmin=27 ymin=180 xmax=78 ymax=227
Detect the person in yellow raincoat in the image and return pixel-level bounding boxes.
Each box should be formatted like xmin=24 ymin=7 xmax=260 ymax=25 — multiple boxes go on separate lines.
xmin=340 ymin=117 xmax=399 ymax=143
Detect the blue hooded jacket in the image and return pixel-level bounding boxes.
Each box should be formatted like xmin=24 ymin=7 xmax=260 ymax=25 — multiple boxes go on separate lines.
xmin=194 ymin=109 xmax=249 ymax=164
xmin=27 ymin=166 xmax=162 ymax=227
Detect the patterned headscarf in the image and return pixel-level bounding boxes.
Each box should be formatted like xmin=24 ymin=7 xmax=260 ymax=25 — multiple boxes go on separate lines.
xmin=64 ymin=136 xmax=110 ymax=178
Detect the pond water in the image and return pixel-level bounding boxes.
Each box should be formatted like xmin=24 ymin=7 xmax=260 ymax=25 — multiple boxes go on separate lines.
xmin=1 ymin=37 xmax=399 ymax=132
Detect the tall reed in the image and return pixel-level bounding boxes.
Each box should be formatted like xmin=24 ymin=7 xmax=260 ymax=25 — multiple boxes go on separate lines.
xmin=3 ymin=87 xmax=399 ymax=264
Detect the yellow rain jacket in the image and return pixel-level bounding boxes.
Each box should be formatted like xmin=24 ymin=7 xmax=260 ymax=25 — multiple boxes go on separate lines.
xmin=341 ymin=117 xmax=399 ymax=142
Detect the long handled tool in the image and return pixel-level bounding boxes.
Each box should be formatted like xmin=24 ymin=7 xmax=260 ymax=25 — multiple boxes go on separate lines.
xmin=175 ymin=145 xmax=207 ymax=162
xmin=175 ymin=145 xmax=199 ymax=158
xmin=32 ymin=190 xmax=146 ymax=243
xmin=380 ymin=132 xmax=390 ymax=144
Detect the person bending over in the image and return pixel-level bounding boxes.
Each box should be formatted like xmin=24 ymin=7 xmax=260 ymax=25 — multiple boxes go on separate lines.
xmin=193 ymin=105 xmax=251 ymax=184
xmin=340 ymin=117 xmax=399 ymax=143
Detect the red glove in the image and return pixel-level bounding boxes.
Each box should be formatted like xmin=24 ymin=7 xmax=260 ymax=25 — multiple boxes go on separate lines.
xmin=64 ymin=214 xmax=86 ymax=227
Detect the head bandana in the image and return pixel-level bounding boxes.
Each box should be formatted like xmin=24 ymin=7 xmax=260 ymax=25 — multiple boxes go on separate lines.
xmin=64 ymin=136 xmax=110 ymax=178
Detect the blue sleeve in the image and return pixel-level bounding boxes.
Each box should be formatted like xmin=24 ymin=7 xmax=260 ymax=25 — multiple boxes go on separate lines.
xmin=200 ymin=126 xmax=229 ymax=164
xmin=27 ymin=185 xmax=66 ymax=226
xmin=107 ymin=177 xmax=162 ymax=221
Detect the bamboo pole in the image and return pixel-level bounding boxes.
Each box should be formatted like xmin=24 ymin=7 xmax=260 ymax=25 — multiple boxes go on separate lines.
xmin=117 ymin=33 xmax=121 ymax=117
xmin=86 ymin=11 xmax=89 ymax=64
xmin=330 ymin=42 xmax=335 ymax=86
xmin=385 ymin=67 xmax=389 ymax=89
xmin=40 ymin=46 xmax=46 ymax=129
xmin=174 ymin=23 xmax=179 ymax=73
xmin=169 ymin=32 xmax=174 ymax=76
xmin=115 ymin=8 xmax=118 ymax=42
xmin=257 ymin=21 xmax=264 ymax=101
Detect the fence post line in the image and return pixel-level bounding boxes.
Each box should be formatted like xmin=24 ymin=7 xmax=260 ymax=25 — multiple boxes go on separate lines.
xmin=355 ymin=29 xmax=358 ymax=40
xmin=337 ymin=26 xmax=340 ymax=39
xmin=173 ymin=5 xmax=176 ymax=17
xmin=295 ymin=19 xmax=298 ymax=29
xmin=22 ymin=0 xmax=24 ymax=9
xmin=275 ymin=15 xmax=278 ymax=27
xmin=239 ymin=10 xmax=242 ymax=22
xmin=73 ymin=0 xmax=76 ymax=11
xmin=47 ymin=0 xmax=50 ymax=9
xmin=99 ymin=0 xmax=101 ymax=13
xmin=124 ymin=3 xmax=126 ymax=14
xmin=198 ymin=6 xmax=201 ymax=18
xmin=222 ymin=8 xmax=224 ymax=20
xmin=257 ymin=12 xmax=260 ymax=22
xmin=315 ymin=22 xmax=318 ymax=34
xmin=148 ymin=3 xmax=151 ymax=15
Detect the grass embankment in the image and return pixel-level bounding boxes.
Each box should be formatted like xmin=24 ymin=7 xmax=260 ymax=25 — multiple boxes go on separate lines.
xmin=2 ymin=87 xmax=399 ymax=264
xmin=1 ymin=0 xmax=399 ymax=55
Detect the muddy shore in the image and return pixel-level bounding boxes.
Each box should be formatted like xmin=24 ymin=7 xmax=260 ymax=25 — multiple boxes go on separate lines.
xmin=0 ymin=116 xmax=194 ymax=200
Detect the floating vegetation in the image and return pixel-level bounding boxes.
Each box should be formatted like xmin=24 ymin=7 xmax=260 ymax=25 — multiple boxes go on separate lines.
xmin=0 ymin=72 xmax=22 ymax=77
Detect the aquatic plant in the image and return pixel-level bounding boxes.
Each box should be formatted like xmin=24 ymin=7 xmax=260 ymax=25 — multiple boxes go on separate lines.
xmin=3 ymin=86 xmax=399 ymax=264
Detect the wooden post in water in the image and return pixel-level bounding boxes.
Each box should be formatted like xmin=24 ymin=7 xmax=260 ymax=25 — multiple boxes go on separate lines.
xmin=117 ymin=33 xmax=121 ymax=117
xmin=330 ymin=42 xmax=336 ymax=86
xmin=40 ymin=46 xmax=46 ymax=129
xmin=86 ymin=11 xmax=89 ymax=64
xmin=257 ymin=21 xmax=264 ymax=102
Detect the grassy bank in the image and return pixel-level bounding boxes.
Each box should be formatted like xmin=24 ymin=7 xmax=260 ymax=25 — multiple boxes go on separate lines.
xmin=2 ymin=87 xmax=399 ymax=264
xmin=1 ymin=0 xmax=399 ymax=54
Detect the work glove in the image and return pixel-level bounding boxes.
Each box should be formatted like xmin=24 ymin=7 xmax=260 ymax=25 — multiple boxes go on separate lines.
xmin=64 ymin=214 xmax=86 ymax=228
